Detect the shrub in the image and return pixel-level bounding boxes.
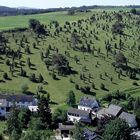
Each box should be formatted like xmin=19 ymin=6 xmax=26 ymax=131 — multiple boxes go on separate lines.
xmin=21 ymin=84 xmax=29 ymax=93
xmin=100 ymin=83 xmax=105 ymax=90
xmin=29 ymin=73 xmax=36 ymax=82
xmin=5 ymin=59 xmax=10 ymax=65
xmin=68 ymin=9 xmax=75 ymax=15
xmin=0 ymin=133 xmax=4 ymax=140
xmin=52 ymin=73 xmax=56 ymax=80
xmin=75 ymin=84 xmax=79 ymax=90
xmin=133 ymin=81 xmax=138 ymax=86
xmin=80 ymin=86 xmax=91 ymax=94
xmin=3 ymin=72 xmax=8 ymax=80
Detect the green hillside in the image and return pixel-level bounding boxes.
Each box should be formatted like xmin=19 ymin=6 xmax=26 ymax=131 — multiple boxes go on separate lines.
xmin=0 ymin=9 xmax=140 ymax=107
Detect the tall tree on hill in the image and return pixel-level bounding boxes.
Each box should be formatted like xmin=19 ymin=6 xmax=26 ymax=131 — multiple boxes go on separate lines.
xmin=37 ymin=95 xmax=52 ymax=128
xmin=38 ymin=74 xmax=44 ymax=83
xmin=131 ymin=8 xmax=137 ymax=15
xmin=29 ymin=19 xmax=45 ymax=34
xmin=7 ymin=108 xmax=22 ymax=139
xmin=71 ymin=32 xmax=80 ymax=48
xmin=115 ymin=52 xmax=127 ymax=66
xmin=29 ymin=19 xmax=40 ymax=30
xmin=51 ymin=53 xmax=71 ymax=75
xmin=115 ymin=13 xmax=123 ymax=21
xmin=0 ymin=34 xmax=7 ymax=46
xmin=66 ymin=90 xmax=76 ymax=107
xmin=112 ymin=21 xmax=125 ymax=35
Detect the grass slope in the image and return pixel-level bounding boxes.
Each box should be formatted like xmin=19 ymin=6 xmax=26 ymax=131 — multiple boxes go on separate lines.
xmin=0 ymin=9 xmax=140 ymax=107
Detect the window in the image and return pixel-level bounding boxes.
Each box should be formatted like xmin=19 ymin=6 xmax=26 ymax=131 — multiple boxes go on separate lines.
xmin=1 ymin=107 xmax=4 ymax=110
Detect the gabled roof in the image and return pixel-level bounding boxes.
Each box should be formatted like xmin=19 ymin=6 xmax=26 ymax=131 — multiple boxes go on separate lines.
xmin=106 ymin=104 xmax=122 ymax=117
xmin=97 ymin=108 xmax=107 ymax=115
xmin=68 ymin=108 xmax=89 ymax=116
xmin=83 ymin=129 xmax=100 ymax=140
xmin=59 ymin=123 xmax=75 ymax=131
xmin=0 ymin=94 xmax=34 ymax=103
xmin=119 ymin=112 xmax=137 ymax=128
xmin=79 ymin=97 xmax=99 ymax=108
xmin=80 ymin=118 xmax=91 ymax=123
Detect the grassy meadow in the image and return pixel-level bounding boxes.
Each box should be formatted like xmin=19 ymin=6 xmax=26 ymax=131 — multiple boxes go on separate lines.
xmin=0 ymin=8 xmax=140 ymax=108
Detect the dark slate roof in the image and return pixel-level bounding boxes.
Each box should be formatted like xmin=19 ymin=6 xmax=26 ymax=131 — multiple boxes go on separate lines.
xmin=68 ymin=108 xmax=89 ymax=116
xmin=106 ymin=104 xmax=122 ymax=116
xmin=80 ymin=118 xmax=91 ymax=123
xmin=119 ymin=112 xmax=137 ymax=128
xmin=79 ymin=97 xmax=99 ymax=108
xmin=83 ymin=129 xmax=98 ymax=140
xmin=0 ymin=94 xmax=34 ymax=102
xmin=59 ymin=123 xmax=75 ymax=131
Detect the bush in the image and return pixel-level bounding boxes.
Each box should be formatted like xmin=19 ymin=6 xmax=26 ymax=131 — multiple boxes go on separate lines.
xmin=52 ymin=73 xmax=56 ymax=80
xmin=68 ymin=9 xmax=75 ymax=15
xmin=5 ymin=59 xmax=10 ymax=65
xmin=3 ymin=72 xmax=8 ymax=80
xmin=133 ymin=81 xmax=138 ymax=86
xmin=100 ymin=83 xmax=105 ymax=90
xmin=131 ymin=8 xmax=137 ymax=15
xmin=66 ymin=90 xmax=76 ymax=106
xmin=102 ymin=94 xmax=112 ymax=102
xmin=69 ymin=78 xmax=73 ymax=83
xmin=80 ymin=86 xmax=91 ymax=94
xmin=21 ymin=84 xmax=29 ymax=93
xmin=29 ymin=73 xmax=36 ymax=82
xmin=52 ymin=108 xmax=67 ymax=123
xmin=75 ymin=84 xmax=79 ymax=90
xmin=0 ymin=133 xmax=4 ymax=140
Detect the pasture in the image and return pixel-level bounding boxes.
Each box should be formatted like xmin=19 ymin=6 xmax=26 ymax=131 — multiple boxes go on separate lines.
xmin=0 ymin=8 xmax=140 ymax=107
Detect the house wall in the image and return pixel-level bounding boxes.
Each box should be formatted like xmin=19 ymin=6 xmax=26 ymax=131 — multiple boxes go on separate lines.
xmin=15 ymin=102 xmax=33 ymax=107
xmin=0 ymin=98 xmax=37 ymax=118
xmin=7 ymin=99 xmax=37 ymax=108
xmin=78 ymin=105 xmax=92 ymax=112
xmin=67 ymin=113 xmax=89 ymax=123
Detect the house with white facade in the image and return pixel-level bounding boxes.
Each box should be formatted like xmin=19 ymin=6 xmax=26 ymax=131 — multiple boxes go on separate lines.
xmin=67 ymin=108 xmax=91 ymax=123
xmin=0 ymin=94 xmax=37 ymax=118
xmin=78 ymin=97 xmax=99 ymax=113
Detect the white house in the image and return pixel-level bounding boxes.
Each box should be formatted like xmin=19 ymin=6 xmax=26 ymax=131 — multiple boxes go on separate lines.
xmin=78 ymin=97 xmax=99 ymax=113
xmin=67 ymin=108 xmax=91 ymax=123
xmin=0 ymin=94 xmax=37 ymax=118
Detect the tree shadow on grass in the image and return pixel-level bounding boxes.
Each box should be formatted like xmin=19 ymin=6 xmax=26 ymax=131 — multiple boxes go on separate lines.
xmin=102 ymin=88 xmax=109 ymax=91
xmin=49 ymin=101 xmax=58 ymax=105
xmin=0 ymin=61 xmax=4 ymax=64
xmin=70 ymin=69 xmax=78 ymax=75
xmin=112 ymin=82 xmax=118 ymax=85
xmin=23 ymin=91 xmax=34 ymax=95
xmin=30 ymin=67 xmax=37 ymax=71
xmin=0 ymin=79 xmax=5 ymax=83
xmin=39 ymin=90 xmax=48 ymax=94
